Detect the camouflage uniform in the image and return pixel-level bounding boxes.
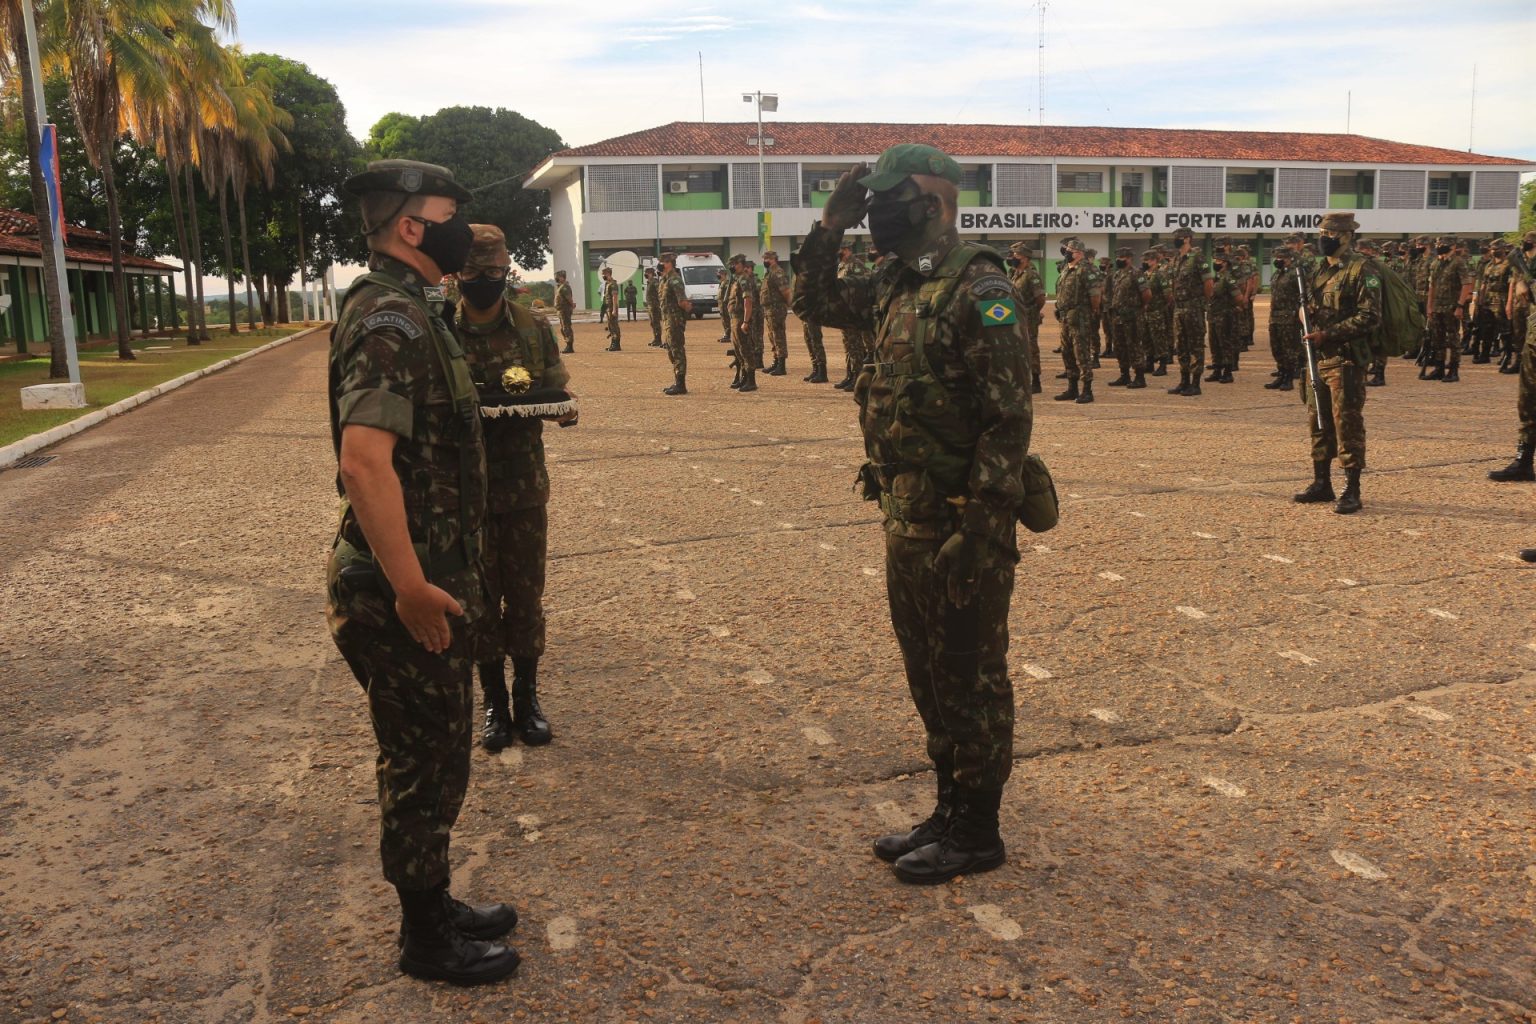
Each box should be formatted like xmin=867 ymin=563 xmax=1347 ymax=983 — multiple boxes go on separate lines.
xmin=1304 ymin=234 xmax=1381 ymax=473
xmin=1170 ymin=242 xmax=1212 ymax=387
xmin=1054 ymin=251 xmax=1094 ymax=391
xmin=1085 ymin=254 xmax=1106 ymax=363
xmin=601 ymin=274 xmax=621 ymax=348
xmin=717 ymin=269 xmax=733 ymax=346
xmin=1235 ymin=249 xmax=1258 ymax=349
xmin=553 ymin=277 xmax=575 ymax=351
xmin=726 ymin=258 xmax=756 ymax=388
xmin=791 ymin=272 xmax=828 ymax=380
xmin=1428 ymin=240 xmax=1470 ymax=374
xmin=645 ymin=271 xmax=663 ymax=347
xmin=1206 ymin=258 xmax=1237 ymax=379
xmin=659 ymin=258 xmax=688 ymax=389
xmin=760 ymin=256 xmax=791 ymax=370
xmin=793 ymin=220 xmax=1032 ymax=798
xmin=836 ymin=247 xmax=872 ymax=384
xmin=1474 ymin=249 xmax=1513 ymax=363
xmin=1107 ymin=249 xmax=1144 ymax=384
xmin=327 ymin=250 xmax=488 ymax=891
xmin=1145 ymin=253 xmax=1172 ymax=369
xmin=1006 ymin=251 xmax=1045 ymax=388
xmin=1268 ymin=257 xmax=1302 ymax=381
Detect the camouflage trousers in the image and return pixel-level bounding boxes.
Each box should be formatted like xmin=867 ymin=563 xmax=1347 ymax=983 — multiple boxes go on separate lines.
xmin=765 ymin=310 xmax=788 ymax=363
xmin=720 ymin=309 xmax=734 ymax=346
xmin=1240 ymin=301 xmax=1255 ymax=346
xmin=1207 ymin=305 xmax=1237 ymax=370
xmin=1110 ymin=312 xmax=1144 ymax=376
xmin=663 ymin=317 xmax=687 ymax=379
xmin=1429 ymin=311 xmax=1461 ymax=369
xmin=334 ymin=618 xmax=473 ymax=890
xmin=1060 ymin=310 xmax=1094 ymax=385
xmin=1269 ymin=320 xmax=1301 ymax=375
xmin=750 ymin=316 xmax=765 ymax=369
xmin=1174 ymin=303 xmax=1207 ymax=378
xmin=885 ymin=532 xmax=1017 ymax=791
xmin=1089 ymin=311 xmax=1103 ymax=360
xmin=801 ymin=318 xmax=827 ymax=369
xmin=1027 ymin=314 xmax=1043 ymax=381
xmin=1474 ymin=307 xmax=1511 ymax=360
xmin=1516 ymin=315 xmax=1536 ymax=449
xmin=1142 ymin=310 xmax=1172 ymax=363
xmin=1304 ymin=355 xmax=1366 ymax=470
xmin=840 ymin=328 xmax=869 ymax=378
xmin=605 ymin=309 xmax=621 ymax=346
xmin=731 ymin=322 xmax=753 ymax=381
xmin=557 ymin=309 xmax=574 ymax=348
xmin=649 ymin=306 xmax=662 ymax=346
xmin=475 ymin=504 xmax=548 ymax=663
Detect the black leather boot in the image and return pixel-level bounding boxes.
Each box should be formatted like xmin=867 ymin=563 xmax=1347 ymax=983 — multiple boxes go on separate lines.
xmin=1488 ymin=444 xmax=1535 ymax=482
xmin=833 ymin=372 xmax=854 ymax=391
xmin=479 ymin=661 xmax=513 ymax=753
xmin=768 ymin=357 xmax=787 ymax=376
xmin=1127 ymin=369 xmax=1146 ymax=389
xmin=1441 ymin=367 xmax=1460 ymax=383
xmin=1168 ymin=371 xmax=1189 ymax=395
xmin=1263 ymin=371 xmax=1287 ymax=390
xmin=1366 ymin=366 xmax=1385 ymax=387
xmin=1053 ymin=380 xmax=1080 ymax=402
xmin=729 ymin=362 xmax=743 ymax=389
xmin=1277 ymin=371 xmax=1294 ymax=391
xmin=1075 ymin=381 xmax=1095 ymax=404
xmin=1519 ymin=549 xmax=1536 ymax=563
xmin=1152 ymin=358 xmax=1168 ymax=376
xmin=891 ymin=787 xmax=1006 ymax=885
xmin=1294 ymin=460 xmax=1335 ymax=503
xmin=1204 ymin=366 xmax=1222 ymax=383
xmin=561 ymin=343 xmax=573 ymax=354
xmin=1182 ymin=374 xmax=1201 ymax=396
xmin=737 ymin=368 xmax=758 ymax=393
xmin=511 ymin=657 xmax=552 ymax=746
xmin=1424 ymin=364 xmax=1445 ymax=380
xmin=874 ymin=770 xmax=954 ymax=863
xmin=1107 ymin=372 xmax=1131 ymax=387
xmin=810 ymin=363 xmax=829 ymax=383
xmin=1031 ymin=374 xmax=1042 ymax=394
xmin=663 ymin=375 xmax=687 ymax=396
xmin=397 ymin=885 xmax=520 ymax=985
xmin=1334 ymin=468 xmax=1362 ymax=515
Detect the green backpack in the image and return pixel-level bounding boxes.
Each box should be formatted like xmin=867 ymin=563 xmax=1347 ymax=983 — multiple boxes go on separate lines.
xmin=1362 ymin=257 xmax=1426 ymax=360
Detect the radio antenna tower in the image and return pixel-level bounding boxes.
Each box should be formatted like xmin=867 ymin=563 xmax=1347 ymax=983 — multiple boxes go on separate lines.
xmin=1036 ymin=1 xmax=1047 ymax=125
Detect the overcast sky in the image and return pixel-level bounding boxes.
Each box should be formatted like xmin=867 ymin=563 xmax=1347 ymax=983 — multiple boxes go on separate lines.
xmin=212 ymin=0 xmax=1533 ymax=288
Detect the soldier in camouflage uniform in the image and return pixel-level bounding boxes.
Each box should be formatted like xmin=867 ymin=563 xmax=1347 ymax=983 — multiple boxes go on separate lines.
xmin=1264 ymin=248 xmax=1300 ymax=391
xmin=791 ymin=266 xmax=829 ymax=383
xmin=1489 ymin=237 xmax=1536 ymax=485
xmin=455 ymin=225 xmax=572 ymax=752
xmin=1236 ymin=245 xmax=1258 ymax=352
xmin=760 ymin=250 xmax=791 ymax=376
xmin=1053 ymin=239 xmax=1096 ymax=403
xmin=716 ymin=268 xmax=732 ymax=346
xmin=1205 ymin=250 xmax=1237 ymax=384
xmin=1106 ymin=245 xmax=1146 ymax=389
xmin=1087 ymin=251 xmax=1107 ymax=364
xmin=1139 ymin=248 xmax=1170 ymax=376
xmin=1426 ymin=235 xmax=1472 ymax=382
xmin=600 ymin=267 xmax=621 ymax=351
xmin=834 ymin=239 xmax=870 ymax=390
xmin=1352 ymin=238 xmax=1388 ymax=387
xmin=1168 ymin=227 xmax=1213 ymax=396
xmin=1473 ymin=241 xmax=1513 ymax=365
xmin=327 ymin=160 xmax=519 ymax=985
xmin=552 ymin=270 xmax=575 ymax=353
xmin=657 ymin=251 xmax=691 ymax=394
xmin=1006 ymin=243 xmax=1045 ymax=394
xmin=793 ymin=144 xmax=1033 ymax=885
xmin=644 ymin=267 xmax=663 ymax=348
xmin=1293 ymin=212 xmax=1381 ymax=515
xmin=1503 ymin=232 xmax=1536 ymax=375
xmin=726 ymin=254 xmax=757 ymax=392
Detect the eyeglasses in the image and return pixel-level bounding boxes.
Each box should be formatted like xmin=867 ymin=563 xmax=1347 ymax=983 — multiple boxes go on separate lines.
xmin=459 ymin=267 xmax=510 ymax=282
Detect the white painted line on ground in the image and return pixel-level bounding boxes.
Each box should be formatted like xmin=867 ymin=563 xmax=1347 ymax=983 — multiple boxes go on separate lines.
xmin=819 ymin=543 xmax=836 ymax=551
xmin=1401 ymin=528 xmax=1423 ymax=537
xmin=1176 ymin=606 xmax=1209 ymax=620
xmin=547 ymin=916 xmax=578 ymax=951
xmin=1405 ymin=705 xmax=1452 ymax=722
xmin=707 ymin=625 xmax=731 ymax=638
xmin=743 ymin=669 xmax=773 ymax=685
xmin=1334 ymin=578 xmax=1360 ymax=586
xmin=1088 ymin=708 xmax=1122 ymax=723
xmin=862 ymin=567 xmax=880 ymax=577
xmin=1127 ymin=511 xmax=1147 ymax=518
xmin=1278 ymin=650 xmax=1319 ymax=666
xmin=1021 ymin=663 xmax=1053 ymax=681
xmin=1098 ymin=571 xmax=1125 ymax=581
xmin=749 ymin=498 xmax=764 ymax=506
xmin=1032 ymin=544 xmax=1052 ymax=553
xmin=1426 ymin=608 xmax=1458 ymax=621
xmin=967 ymin=904 xmax=1023 ymax=941
xmin=675 ymin=588 xmax=697 ymax=602
xmin=1330 ymin=849 xmax=1388 ymax=880
xmin=1193 ymin=531 xmax=1217 ymax=540
xmin=802 ymin=726 xmax=835 ymax=746
xmin=1262 ymin=554 xmax=1295 ymax=564
xmin=1202 ymin=776 xmax=1248 ymax=798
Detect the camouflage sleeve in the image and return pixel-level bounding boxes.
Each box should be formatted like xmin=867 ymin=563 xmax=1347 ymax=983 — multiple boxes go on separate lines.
xmin=669 ymin=276 xmax=687 ymax=305
xmin=1322 ymin=263 xmax=1383 ymax=345
xmin=791 ymin=223 xmax=875 ymax=332
xmin=957 ymin=261 xmax=1033 ymax=541
xmin=334 ymin=293 xmax=429 ymax=438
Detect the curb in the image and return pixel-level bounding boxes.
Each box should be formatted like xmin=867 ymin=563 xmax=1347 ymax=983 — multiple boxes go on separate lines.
xmin=0 ymin=324 xmax=330 ymax=472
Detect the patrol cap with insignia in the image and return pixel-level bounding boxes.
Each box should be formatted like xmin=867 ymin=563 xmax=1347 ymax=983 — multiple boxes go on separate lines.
xmin=762 ymin=250 xmax=779 ymax=259
xmin=729 ymin=253 xmax=746 ymax=264
xmin=461 ymin=224 xmax=511 ymax=273
xmin=1285 ymin=231 xmax=1307 ymax=242
xmin=1319 ymin=212 xmax=1360 ymax=233
xmin=344 ymin=159 xmax=473 ymax=203
xmin=1171 ymin=226 xmax=1194 ymax=240
xmin=1524 ymin=230 xmax=1536 ymax=244
xmin=658 ymin=250 xmax=678 ymax=263
xmin=1436 ymin=235 xmax=1457 ymax=246
xmin=1115 ymin=245 xmax=1132 ymax=258
xmin=1064 ymin=237 xmax=1085 ymax=252
xmin=857 ymin=143 xmax=962 ymax=192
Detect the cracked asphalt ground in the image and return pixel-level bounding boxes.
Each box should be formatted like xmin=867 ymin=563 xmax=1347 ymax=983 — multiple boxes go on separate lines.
xmin=1 ymin=304 xmax=1533 ymax=1024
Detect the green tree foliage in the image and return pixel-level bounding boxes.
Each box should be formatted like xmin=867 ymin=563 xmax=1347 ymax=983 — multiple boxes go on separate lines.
xmin=365 ymin=105 xmax=563 ymax=269
xmin=1516 ymin=178 xmax=1535 ymax=241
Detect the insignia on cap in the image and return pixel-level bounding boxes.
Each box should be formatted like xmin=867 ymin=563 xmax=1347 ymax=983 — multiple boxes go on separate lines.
xmin=928 ymin=155 xmax=945 ymax=175
xmin=401 ymin=168 xmax=422 ymax=192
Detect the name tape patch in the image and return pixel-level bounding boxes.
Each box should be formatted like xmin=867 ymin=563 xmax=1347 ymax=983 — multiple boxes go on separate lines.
xmin=360 ymin=310 xmax=424 ymax=340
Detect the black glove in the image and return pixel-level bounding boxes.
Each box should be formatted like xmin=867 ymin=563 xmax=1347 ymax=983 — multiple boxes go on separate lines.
xmin=933 ymin=531 xmax=984 ymax=607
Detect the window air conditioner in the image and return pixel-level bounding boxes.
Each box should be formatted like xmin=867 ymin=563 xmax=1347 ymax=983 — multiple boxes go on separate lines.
xmin=669 ymin=180 xmax=688 ymax=194
xmin=817 ymin=179 xmax=838 ymax=192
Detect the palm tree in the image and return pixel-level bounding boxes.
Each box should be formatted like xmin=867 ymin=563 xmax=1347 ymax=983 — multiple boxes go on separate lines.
xmin=222 ymin=55 xmax=289 ymax=330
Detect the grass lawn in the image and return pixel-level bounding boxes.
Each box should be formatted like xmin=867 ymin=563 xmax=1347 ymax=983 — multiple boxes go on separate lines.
xmin=0 ymin=326 xmax=312 ymax=448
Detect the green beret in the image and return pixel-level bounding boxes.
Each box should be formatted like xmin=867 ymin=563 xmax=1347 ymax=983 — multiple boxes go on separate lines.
xmin=858 ymin=143 xmax=962 ymax=192
xmin=343 ymin=159 xmax=472 ymax=203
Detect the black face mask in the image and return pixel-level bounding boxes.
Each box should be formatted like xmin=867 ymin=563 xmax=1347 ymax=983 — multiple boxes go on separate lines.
xmin=1435 ymin=245 xmax=1451 ymax=255
xmin=1525 ymin=243 xmax=1534 ymax=253
xmin=1273 ymin=261 xmax=1287 ymax=271
xmin=867 ymin=195 xmax=927 ymax=254
xmin=1319 ymin=235 xmax=1341 ymax=257
xmin=459 ymin=276 xmax=505 ymax=310
xmin=1141 ymin=262 xmax=1152 ymax=271
xmin=1412 ymin=246 xmax=1425 ymax=256
xmin=1007 ymin=258 xmax=1021 ymax=268
xmin=413 ymin=214 xmax=474 ymax=275
xmin=1116 ymin=258 xmax=1129 ymax=268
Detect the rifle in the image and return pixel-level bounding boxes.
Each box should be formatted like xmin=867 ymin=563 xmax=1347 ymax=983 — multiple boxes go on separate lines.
xmin=1295 ymin=264 xmax=1324 ymax=429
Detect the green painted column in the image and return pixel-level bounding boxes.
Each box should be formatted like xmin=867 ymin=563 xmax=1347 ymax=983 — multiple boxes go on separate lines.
xmin=1109 ymin=167 xmax=1118 ymax=208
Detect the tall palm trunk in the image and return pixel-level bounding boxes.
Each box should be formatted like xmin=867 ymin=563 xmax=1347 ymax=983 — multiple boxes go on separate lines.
xmin=165 ymin=153 xmax=197 ymax=344
xmin=235 ymin=184 xmax=257 ymax=328
xmin=216 ymin=181 xmax=237 ymax=334
xmin=183 ymin=162 xmax=209 ymax=341
xmin=13 ymin=23 xmax=71 ymax=378
xmin=100 ymin=152 xmax=135 ymax=358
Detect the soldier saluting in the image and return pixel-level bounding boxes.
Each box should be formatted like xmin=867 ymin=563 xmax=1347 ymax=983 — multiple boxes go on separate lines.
xmin=326 ymin=160 xmax=520 ymax=985
xmin=793 ymin=144 xmax=1034 ymax=885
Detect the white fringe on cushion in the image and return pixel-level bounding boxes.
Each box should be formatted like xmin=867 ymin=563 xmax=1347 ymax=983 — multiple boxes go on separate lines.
xmin=479 ymin=400 xmax=579 ymax=419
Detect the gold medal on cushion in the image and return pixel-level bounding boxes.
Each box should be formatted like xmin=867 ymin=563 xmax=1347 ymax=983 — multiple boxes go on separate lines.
xmin=500 ymin=365 xmax=533 ymax=394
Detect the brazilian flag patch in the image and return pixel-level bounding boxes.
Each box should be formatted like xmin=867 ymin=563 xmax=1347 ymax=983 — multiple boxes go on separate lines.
xmin=978 ymin=298 xmax=1018 ymax=326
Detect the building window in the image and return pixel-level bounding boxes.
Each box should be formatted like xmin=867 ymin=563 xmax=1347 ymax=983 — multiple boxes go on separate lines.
xmin=1377 ymin=170 xmax=1425 ymax=210
xmin=995 ymin=163 xmax=1052 ymax=206
xmin=1276 ymin=167 xmax=1327 ymax=208
xmin=1171 ymin=166 xmax=1224 ymax=208
xmin=731 ymin=163 xmax=801 ymax=209
xmin=1120 ymin=172 xmax=1145 ymax=207
xmin=663 ymin=170 xmax=721 ymax=194
xmin=1473 ymin=170 xmax=1519 ymax=209
xmin=1427 ymin=176 xmax=1451 ymax=209
xmin=1226 ymin=173 xmax=1258 ymax=194
xmin=1058 ymin=171 xmax=1103 ymax=193
xmin=587 ymin=164 xmax=658 ymax=213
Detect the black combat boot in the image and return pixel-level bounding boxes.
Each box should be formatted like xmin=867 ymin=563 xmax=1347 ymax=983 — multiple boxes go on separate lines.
xmin=1334 ymin=467 xmax=1362 ymax=515
xmin=1075 ymin=381 xmax=1095 ymax=404
xmin=729 ymin=362 xmax=743 ymax=389
xmin=1128 ymin=369 xmax=1146 ymax=389
xmin=399 ymin=886 xmax=519 ymax=947
xmin=607 ymin=340 xmax=620 ymax=352
xmin=511 ymin=657 xmax=552 ymax=746
xmin=1204 ymin=365 xmax=1223 ymax=383
xmin=1168 ymin=371 xmax=1189 ymax=395
xmin=1424 ymin=364 xmax=1445 ymax=380
xmin=1217 ymin=367 xmax=1234 ymax=384
xmin=833 ymin=372 xmax=854 ymax=390
xmin=397 ymin=885 xmax=520 ymax=985
xmin=1152 ymin=358 xmax=1168 ymax=376
xmin=1053 ymin=380 xmax=1080 ymax=402
xmin=810 ymin=363 xmax=829 ymax=383
xmin=1055 ymin=370 xmax=1071 ymax=379
xmin=562 ymin=342 xmax=573 ymax=354
xmin=770 ymin=357 xmax=787 ymax=376
xmin=1367 ymin=366 xmax=1386 ymax=387
xmin=1263 ymin=370 xmax=1287 ymax=390
xmin=891 ymin=787 xmax=1006 ymax=885
xmin=1441 ymin=367 xmax=1460 ymax=383
xmin=1277 ymin=371 xmax=1294 ymax=391
xmin=1107 ymin=372 xmax=1131 ymax=387
xmin=1182 ymin=375 xmax=1201 ymax=396
xmin=738 ymin=368 xmax=758 ymax=393
xmin=1488 ymin=444 xmax=1535 ymax=482
xmin=479 ymin=661 xmax=513 ymax=753
xmin=874 ymin=769 xmax=955 ymax=863
xmin=1031 ymin=374 xmax=1042 ymax=394
xmin=663 ymin=374 xmax=687 ymax=396
xmin=1294 ymin=460 xmax=1335 ymax=503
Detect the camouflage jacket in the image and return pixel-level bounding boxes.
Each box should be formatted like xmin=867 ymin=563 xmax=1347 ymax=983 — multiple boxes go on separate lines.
xmin=644 ymin=275 xmax=660 ymax=310
xmin=660 ymin=269 xmax=687 ymax=322
xmin=1055 ymin=260 xmax=1091 ymax=315
xmin=457 ymin=301 xmax=570 ymax=513
xmin=1109 ymin=265 xmax=1140 ymax=315
xmin=1269 ymin=264 xmax=1301 ymax=321
xmin=1479 ymin=258 xmax=1512 ymax=310
xmin=793 ymin=224 xmax=1033 ymax=543
xmin=1009 ymin=264 xmax=1045 ymax=318
xmin=1170 ymin=250 xmax=1212 ymax=306
xmin=602 ymin=279 xmax=619 ymax=314
xmin=727 ymin=269 xmax=752 ymax=322
xmin=328 ymin=256 xmax=488 ymax=626
xmin=1428 ymin=255 xmax=1470 ymax=313
xmin=1308 ymin=251 xmax=1383 ymax=362
xmin=759 ymin=265 xmax=790 ymax=315
xmin=1410 ymin=254 xmax=1433 ymax=304
xmin=1209 ymin=267 xmax=1237 ymax=310
xmin=554 ymin=281 xmax=574 ymax=312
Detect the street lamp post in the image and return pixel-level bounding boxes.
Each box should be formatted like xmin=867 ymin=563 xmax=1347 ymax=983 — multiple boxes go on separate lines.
xmin=741 ymin=91 xmax=778 ymax=247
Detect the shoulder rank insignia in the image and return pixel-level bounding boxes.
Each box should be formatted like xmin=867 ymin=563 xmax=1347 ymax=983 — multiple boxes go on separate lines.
xmin=978 ymin=298 xmax=1018 ymax=326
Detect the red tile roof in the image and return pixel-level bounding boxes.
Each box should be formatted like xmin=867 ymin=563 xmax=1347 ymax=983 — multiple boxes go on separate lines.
xmin=551 ymin=122 xmax=1530 ymax=167
xmin=0 ymin=208 xmax=176 ymax=272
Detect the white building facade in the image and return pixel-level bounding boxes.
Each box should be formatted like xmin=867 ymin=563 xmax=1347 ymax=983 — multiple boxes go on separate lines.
xmin=523 ymin=122 xmax=1533 ymax=307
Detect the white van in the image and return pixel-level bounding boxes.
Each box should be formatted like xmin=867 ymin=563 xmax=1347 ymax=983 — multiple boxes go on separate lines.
xmin=645 ymin=252 xmax=726 ymax=319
